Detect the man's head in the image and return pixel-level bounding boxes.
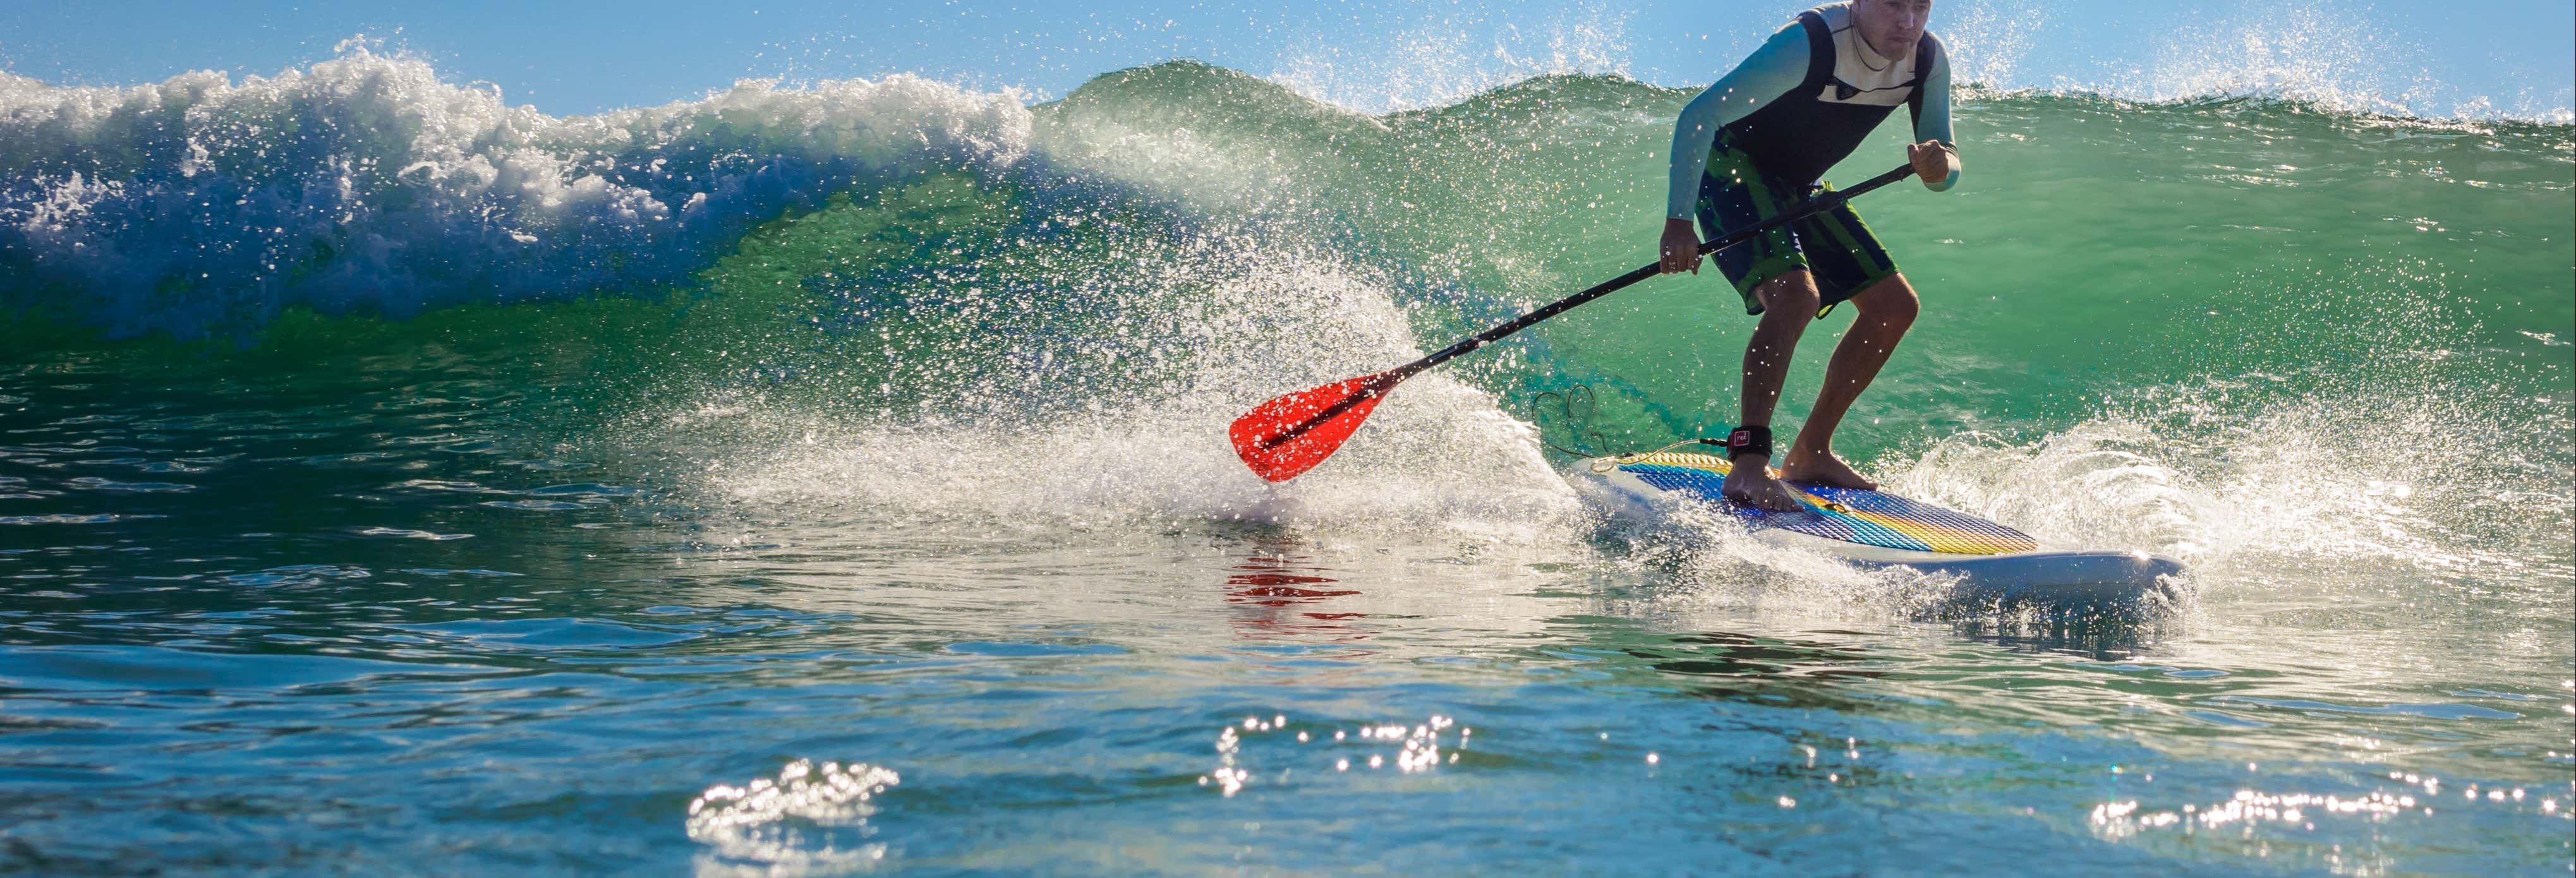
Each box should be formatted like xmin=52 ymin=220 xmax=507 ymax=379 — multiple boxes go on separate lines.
xmin=1851 ymin=0 xmax=1933 ymax=60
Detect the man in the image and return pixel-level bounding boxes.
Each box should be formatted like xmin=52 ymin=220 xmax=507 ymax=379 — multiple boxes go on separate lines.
xmin=1657 ymin=0 xmax=1959 ymax=511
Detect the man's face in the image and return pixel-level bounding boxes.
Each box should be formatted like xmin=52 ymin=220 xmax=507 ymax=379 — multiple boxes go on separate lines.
xmin=1856 ymin=0 xmax=1933 ymax=59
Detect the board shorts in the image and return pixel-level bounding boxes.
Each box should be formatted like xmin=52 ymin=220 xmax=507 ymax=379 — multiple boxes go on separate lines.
xmin=1694 ymin=133 xmax=1901 ymax=317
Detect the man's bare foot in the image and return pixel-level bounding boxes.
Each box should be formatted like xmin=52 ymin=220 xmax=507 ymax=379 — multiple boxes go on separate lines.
xmin=1779 ymin=450 xmax=1878 ymax=491
xmin=1721 ymin=460 xmax=1806 ymax=512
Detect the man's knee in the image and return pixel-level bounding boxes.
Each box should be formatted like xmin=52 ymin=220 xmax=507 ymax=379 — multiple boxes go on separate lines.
xmin=1853 ymin=275 xmax=1919 ymax=327
xmin=1754 ymin=272 xmax=1821 ymax=318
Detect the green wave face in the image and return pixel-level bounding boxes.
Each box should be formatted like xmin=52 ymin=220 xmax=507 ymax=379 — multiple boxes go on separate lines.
xmin=8 ymin=61 xmax=2571 ymax=531
xmin=1029 ymin=64 xmax=2573 ymax=457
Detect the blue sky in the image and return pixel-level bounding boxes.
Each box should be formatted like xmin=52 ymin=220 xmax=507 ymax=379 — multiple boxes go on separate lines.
xmin=4 ymin=1 xmax=2569 ymax=119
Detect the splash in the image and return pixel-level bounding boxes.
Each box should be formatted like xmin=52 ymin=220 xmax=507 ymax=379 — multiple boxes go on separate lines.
xmin=682 ymin=232 xmax=1582 ymax=541
xmin=1940 ymin=0 xmax=2050 ymax=89
xmin=2131 ymin=4 xmax=2448 ymax=117
xmin=1581 ymin=487 xmax=1983 ymax=621
xmin=1268 ymin=3 xmax=1634 ymax=113
xmin=1882 ymin=380 xmax=2575 ymax=589
xmin=1969 ymin=1 xmax=2572 ymax=123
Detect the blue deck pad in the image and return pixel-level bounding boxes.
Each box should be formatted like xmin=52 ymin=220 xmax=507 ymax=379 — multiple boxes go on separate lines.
xmin=1623 ymin=464 xmax=1938 ymax=552
xmin=1793 ymin=483 xmax=2040 ymax=547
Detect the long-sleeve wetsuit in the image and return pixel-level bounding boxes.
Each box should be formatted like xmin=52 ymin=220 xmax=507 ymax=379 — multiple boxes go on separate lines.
xmin=1665 ymin=16 xmax=1957 ymax=220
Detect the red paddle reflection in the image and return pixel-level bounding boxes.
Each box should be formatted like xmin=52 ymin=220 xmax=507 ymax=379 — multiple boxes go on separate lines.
xmin=1225 ymin=551 xmax=1369 ymax=641
xmin=1228 ymin=556 xmax=1360 ymax=603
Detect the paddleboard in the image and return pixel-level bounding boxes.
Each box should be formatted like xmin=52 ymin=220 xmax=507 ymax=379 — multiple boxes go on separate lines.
xmin=1583 ymin=450 xmax=2184 ymax=605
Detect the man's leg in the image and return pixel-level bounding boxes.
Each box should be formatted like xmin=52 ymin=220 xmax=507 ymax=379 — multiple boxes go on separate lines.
xmin=1720 ymin=270 xmax=1822 ymax=512
xmin=1781 ymin=272 xmax=1919 ymax=490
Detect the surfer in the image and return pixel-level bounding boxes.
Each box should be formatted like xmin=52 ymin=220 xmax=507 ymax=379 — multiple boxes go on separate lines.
xmin=1656 ymin=0 xmax=1961 ymax=511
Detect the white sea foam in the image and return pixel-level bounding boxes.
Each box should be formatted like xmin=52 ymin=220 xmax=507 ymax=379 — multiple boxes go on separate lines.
xmin=714 ymin=375 xmax=1575 ymax=539
xmin=1881 ymin=382 xmax=2574 ymax=591
xmin=1580 ymin=481 xmax=1966 ymax=620
xmin=0 ymin=42 xmax=1031 ymax=339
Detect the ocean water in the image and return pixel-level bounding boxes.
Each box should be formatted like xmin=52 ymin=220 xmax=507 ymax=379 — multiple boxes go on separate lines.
xmin=1 ymin=44 xmax=2571 ymax=875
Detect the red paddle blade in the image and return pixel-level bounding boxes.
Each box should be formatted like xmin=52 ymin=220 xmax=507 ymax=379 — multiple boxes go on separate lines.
xmin=1230 ymin=373 xmax=1400 ymax=482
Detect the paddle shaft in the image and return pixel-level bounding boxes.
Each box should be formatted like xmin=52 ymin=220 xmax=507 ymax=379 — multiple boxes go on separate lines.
xmin=1260 ymin=164 xmax=1915 ymax=449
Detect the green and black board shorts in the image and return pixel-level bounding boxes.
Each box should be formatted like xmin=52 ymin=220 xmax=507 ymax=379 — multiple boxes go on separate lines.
xmin=1695 ymin=133 xmax=1901 ymax=317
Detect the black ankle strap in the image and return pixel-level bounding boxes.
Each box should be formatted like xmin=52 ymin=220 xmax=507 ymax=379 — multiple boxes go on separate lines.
xmin=1708 ymin=425 xmax=1770 ymax=460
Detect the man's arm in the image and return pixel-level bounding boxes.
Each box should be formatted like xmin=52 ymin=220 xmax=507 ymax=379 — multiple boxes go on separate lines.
xmin=1908 ymin=45 xmax=1961 ymax=191
xmin=1662 ymin=23 xmax=1808 ymax=273
xmin=1666 ymin=23 xmax=1810 ymax=220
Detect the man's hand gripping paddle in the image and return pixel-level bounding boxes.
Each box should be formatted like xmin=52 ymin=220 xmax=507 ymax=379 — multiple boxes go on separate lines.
xmin=1231 ymin=164 xmax=1914 ymax=482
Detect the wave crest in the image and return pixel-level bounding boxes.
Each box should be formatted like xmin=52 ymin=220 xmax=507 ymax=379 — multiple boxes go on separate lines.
xmin=0 ymin=44 xmax=1031 ymax=339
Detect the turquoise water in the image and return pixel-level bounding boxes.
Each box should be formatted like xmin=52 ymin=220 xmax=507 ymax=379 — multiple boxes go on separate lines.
xmin=1 ymin=47 xmax=2571 ymax=874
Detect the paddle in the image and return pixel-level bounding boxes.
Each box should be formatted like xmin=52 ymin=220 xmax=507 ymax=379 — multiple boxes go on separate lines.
xmin=1231 ymin=163 xmax=1917 ymax=482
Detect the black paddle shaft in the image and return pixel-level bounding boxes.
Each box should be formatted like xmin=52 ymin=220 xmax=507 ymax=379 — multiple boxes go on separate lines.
xmin=1260 ymin=164 xmax=1916 ymax=449
xmin=1397 ymin=163 xmax=1914 ymax=380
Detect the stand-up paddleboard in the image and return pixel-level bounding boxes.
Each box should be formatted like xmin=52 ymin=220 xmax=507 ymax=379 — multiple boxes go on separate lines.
xmin=1583 ymin=448 xmax=2184 ymax=606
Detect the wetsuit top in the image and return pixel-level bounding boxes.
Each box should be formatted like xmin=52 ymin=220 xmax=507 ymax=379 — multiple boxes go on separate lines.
xmin=1666 ymin=2 xmax=1957 ymax=219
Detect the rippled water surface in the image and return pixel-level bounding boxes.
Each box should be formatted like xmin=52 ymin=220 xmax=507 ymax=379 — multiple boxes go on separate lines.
xmin=1 ymin=347 xmax=2568 ymax=875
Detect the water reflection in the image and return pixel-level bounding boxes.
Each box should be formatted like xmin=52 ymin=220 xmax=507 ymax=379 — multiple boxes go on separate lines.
xmin=687 ymin=759 xmax=898 ymax=875
xmin=1225 ymin=553 xmax=1360 ymax=604
xmin=1222 ymin=543 xmax=1370 ymax=642
xmin=1619 ymin=631 xmax=1890 ymax=701
xmin=1947 ymin=613 xmax=2166 ymax=661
